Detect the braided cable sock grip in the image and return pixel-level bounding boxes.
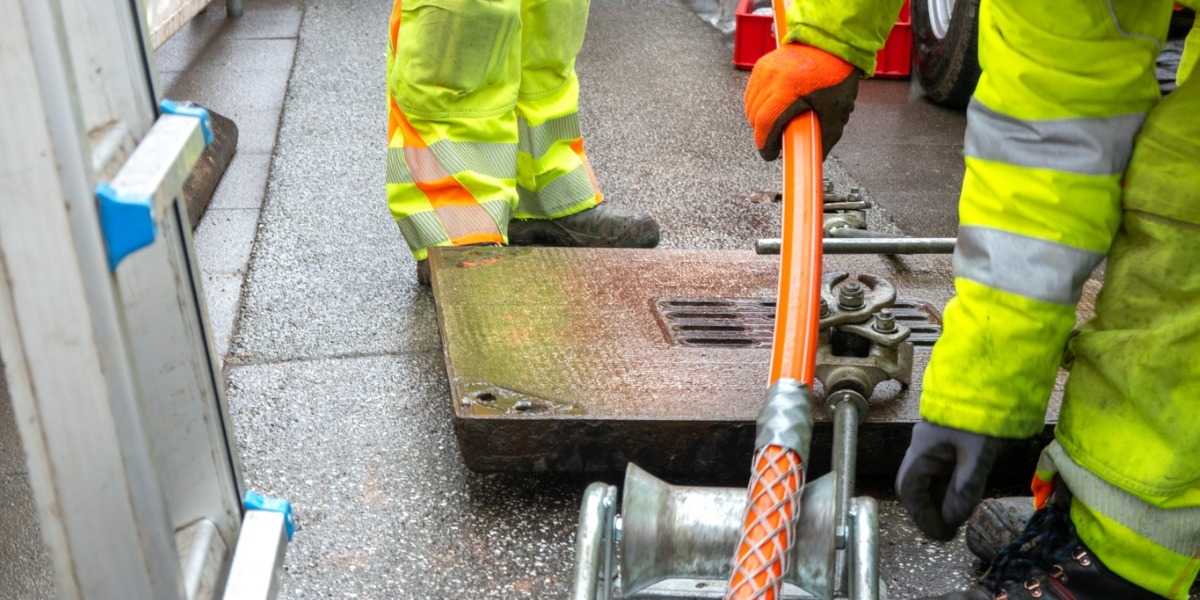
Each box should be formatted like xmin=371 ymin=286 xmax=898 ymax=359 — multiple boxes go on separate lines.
xmin=727 ymin=445 xmax=806 ymax=600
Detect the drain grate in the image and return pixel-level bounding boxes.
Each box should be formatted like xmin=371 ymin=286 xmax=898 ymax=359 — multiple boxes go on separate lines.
xmin=887 ymin=300 xmax=944 ymax=345
xmin=654 ymin=297 xmax=942 ymax=348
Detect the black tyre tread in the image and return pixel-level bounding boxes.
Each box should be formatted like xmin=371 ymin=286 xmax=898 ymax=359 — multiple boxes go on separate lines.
xmin=911 ymin=0 xmax=981 ymax=110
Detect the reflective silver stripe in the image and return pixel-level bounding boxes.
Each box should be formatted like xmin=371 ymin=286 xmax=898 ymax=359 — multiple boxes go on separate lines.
xmin=478 ymin=198 xmax=511 ymax=232
xmin=428 ymin=139 xmax=516 ymax=181
xmin=964 ymin=99 xmax=1145 ymax=176
xmin=434 ymin=204 xmax=501 ymax=240
xmin=396 ymin=200 xmax=509 ymax=251
xmin=404 ymin=146 xmax=450 ymax=183
xmin=518 ymin=114 xmax=583 ymax=160
xmin=397 ymin=211 xmax=450 ymax=251
xmin=386 ymin=147 xmax=412 ymax=184
xmin=1044 ymin=442 xmax=1200 ymax=557
xmin=388 ymin=142 xmax=516 ymax=185
xmin=953 ymin=226 xmax=1102 ymax=305
xmin=516 ymin=164 xmax=597 ymax=217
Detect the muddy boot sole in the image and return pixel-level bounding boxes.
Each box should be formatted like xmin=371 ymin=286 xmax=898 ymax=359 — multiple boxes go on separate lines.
xmin=966 ymin=497 xmax=1037 ymax=563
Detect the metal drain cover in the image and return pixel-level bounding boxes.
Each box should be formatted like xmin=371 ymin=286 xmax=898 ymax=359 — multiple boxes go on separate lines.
xmin=654 ymin=298 xmax=942 ymax=348
xmin=431 ymin=246 xmax=1065 ymax=481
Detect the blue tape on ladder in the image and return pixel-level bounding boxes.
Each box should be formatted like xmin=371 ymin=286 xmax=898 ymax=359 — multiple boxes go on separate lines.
xmin=244 ymin=491 xmax=297 ymax=540
xmin=95 ymin=182 xmax=156 ymax=271
xmin=159 ymin=98 xmax=214 ymax=145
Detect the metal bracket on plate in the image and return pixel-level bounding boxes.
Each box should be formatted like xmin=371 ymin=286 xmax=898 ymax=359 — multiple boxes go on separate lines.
xmin=815 ymin=273 xmax=915 ymax=396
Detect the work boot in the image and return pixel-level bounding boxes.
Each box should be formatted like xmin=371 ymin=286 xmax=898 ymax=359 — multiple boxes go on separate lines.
xmin=920 ymin=502 xmax=1160 ymax=600
xmin=416 ymin=259 xmax=431 ymax=286
xmin=507 ymin=204 xmax=660 ymax=249
xmin=966 ymin=498 xmax=1037 ymax=563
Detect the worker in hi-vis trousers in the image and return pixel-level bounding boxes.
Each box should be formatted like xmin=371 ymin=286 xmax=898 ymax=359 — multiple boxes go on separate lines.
xmin=387 ymin=0 xmax=660 ymax=285
xmin=745 ymin=0 xmax=1199 ymax=598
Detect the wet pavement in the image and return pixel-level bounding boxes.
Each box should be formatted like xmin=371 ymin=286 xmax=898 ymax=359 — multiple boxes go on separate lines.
xmin=0 ymin=0 xmax=1161 ymax=599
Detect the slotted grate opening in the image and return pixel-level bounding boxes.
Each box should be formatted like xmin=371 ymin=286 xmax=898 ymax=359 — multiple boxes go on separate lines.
xmin=654 ymin=298 xmax=776 ymax=348
xmin=654 ymin=297 xmax=942 ymax=348
xmin=888 ymin=300 xmax=943 ymax=345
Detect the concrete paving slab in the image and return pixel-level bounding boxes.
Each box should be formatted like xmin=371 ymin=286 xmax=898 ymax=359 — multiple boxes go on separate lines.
xmin=226 ymin=355 xmax=584 ymax=599
xmin=208 ymin=152 xmax=273 ymax=210
xmin=0 ymin=474 xmax=54 ymax=600
xmin=156 ymin=1 xmax=302 ymax=72
xmin=161 ymin=34 xmax=295 ymax=156
xmin=193 ymin=208 xmax=261 ymax=275
xmin=158 ymin=69 xmax=183 ymax=94
xmin=162 ymin=40 xmax=294 ymax=110
xmin=201 ymin=271 xmax=246 ymax=360
xmin=225 ymin=107 xmax=287 ymax=155
xmin=197 ymin=2 xmax=304 ymax=41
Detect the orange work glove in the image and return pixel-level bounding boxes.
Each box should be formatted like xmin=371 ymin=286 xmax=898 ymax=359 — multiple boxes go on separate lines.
xmin=745 ymin=44 xmax=861 ymax=161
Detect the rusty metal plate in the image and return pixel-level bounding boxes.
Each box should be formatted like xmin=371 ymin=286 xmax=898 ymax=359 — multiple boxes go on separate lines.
xmin=431 ymin=247 xmax=1084 ymax=483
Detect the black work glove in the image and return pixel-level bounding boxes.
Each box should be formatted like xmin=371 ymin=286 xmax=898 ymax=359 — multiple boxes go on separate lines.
xmin=895 ymin=420 xmax=1006 ymax=541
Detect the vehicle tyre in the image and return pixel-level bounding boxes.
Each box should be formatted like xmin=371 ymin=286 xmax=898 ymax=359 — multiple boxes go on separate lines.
xmin=912 ymin=0 xmax=981 ymax=109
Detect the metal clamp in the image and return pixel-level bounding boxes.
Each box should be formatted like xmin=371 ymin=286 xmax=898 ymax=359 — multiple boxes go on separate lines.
xmin=816 ymin=273 xmax=915 ymax=395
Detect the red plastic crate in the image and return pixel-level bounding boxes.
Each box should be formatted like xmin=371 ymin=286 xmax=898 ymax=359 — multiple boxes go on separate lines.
xmin=733 ymin=0 xmax=775 ymax=71
xmin=732 ymin=0 xmax=911 ymax=79
xmin=875 ymin=0 xmax=912 ymax=78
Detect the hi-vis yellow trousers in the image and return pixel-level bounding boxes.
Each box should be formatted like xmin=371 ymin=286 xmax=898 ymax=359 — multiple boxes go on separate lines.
xmin=387 ymin=0 xmax=603 ymax=260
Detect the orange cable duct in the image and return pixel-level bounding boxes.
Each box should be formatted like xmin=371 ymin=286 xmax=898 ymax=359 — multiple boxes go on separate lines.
xmin=725 ymin=0 xmax=824 ymax=597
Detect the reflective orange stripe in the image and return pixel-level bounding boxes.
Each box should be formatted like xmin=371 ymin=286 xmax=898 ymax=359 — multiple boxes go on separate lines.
xmin=451 ymin=233 xmax=502 ymax=246
xmin=391 ymin=105 xmax=503 ymax=243
xmin=388 ymin=96 xmax=404 ymax=148
xmin=569 ymin=138 xmax=603 ymax=202
xmin=415 ymin=175 xmax=476 ymax=207
xmin=392 ymin=111 xmax=473 ymax=206
xmin=389 ymin=0 xmax=402 ymax=49
xmin=1032 ymin=473 xmax=1055 ymax=510
xmin=392 ymin=98 xmax=427 ymax=149
xmin=388 ymin=0 xmax=403 ymax=144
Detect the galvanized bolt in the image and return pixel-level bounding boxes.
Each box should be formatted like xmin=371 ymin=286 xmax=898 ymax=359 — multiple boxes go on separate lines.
xmin=848 ymin=186 xmax=863 ymax=202
xmin=873 ymin=309 xmax=896 ymax=333
xmin=823 ymin=178 xmax=834 ymax=194
xmin=820 ymin=297 xmax=830 ymax=318
xmin=838 ymin=282 xmax=865 ymax=310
